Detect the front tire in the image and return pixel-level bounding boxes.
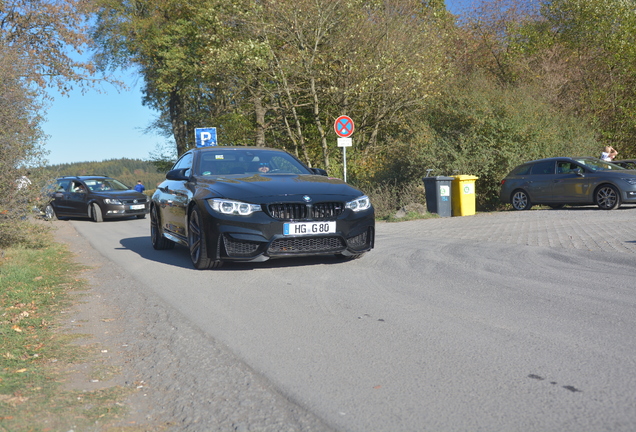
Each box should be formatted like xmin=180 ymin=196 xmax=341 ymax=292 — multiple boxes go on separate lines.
xmin=91 ymin=203 xmax=103 ymax=222
xmin=511 ymin=190 xmax=532 ymax=210
xmin=188 ymin=206 xmax=222 ymax=270
xmin=596 ymin=184 xmax=621 ymax=210
xmin=44 ymin=204 xmax=57 ymax=221
xmin=150 ymin=205 xmax=175 ymax=250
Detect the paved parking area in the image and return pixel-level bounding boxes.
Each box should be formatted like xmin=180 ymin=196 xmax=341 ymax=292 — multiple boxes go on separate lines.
xmin=384 ymin=206 xmax=636 ymax=254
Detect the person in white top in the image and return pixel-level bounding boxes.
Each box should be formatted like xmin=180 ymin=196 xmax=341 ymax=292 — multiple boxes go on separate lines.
xmin=600 ymin=146 xmax=618 ymax=161
xmin=16 ymin=172 xmax=31 ymax=190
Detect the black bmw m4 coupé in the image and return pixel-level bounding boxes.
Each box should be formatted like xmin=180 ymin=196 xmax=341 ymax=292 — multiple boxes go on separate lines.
xmin=150 ymin=146 xmax=375 ymax=269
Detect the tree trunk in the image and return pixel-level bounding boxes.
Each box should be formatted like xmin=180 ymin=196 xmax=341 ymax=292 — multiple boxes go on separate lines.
xmin=254 ymin=90 xmax=267 ymax=147
xmin=169 ymin=89 xmax=188 ymax=156
xmin=310 ymin=76 xmax=329 ymax=169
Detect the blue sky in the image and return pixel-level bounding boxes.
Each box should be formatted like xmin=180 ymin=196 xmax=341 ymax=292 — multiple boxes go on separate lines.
xmin=43 ymin=72 xmax=165 ymax=165
xmin=42 ymin=0 xmax=472 ymax=166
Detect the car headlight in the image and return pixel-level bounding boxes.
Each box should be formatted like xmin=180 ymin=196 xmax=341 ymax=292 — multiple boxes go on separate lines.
xmin=208 ymin=198 xmax=261 ymax=215
xmin=621 ymin=178 xmax=636 ymax=185
xmin=345 ymin=195 xmax=371 ymax=212
xmin=103 ymin=198 xmax=123 ymax=205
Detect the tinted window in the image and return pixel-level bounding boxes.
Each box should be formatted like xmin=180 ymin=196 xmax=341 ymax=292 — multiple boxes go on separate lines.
xmin=530 ymin=161 xmax=556 ymax=175
xmin=509 ymin=164 xmax=531 ymax=176
xmin=196 ymin=149 xmax=312 ymax=176
xmin=556 ymin=161 xmax=581 ymax=174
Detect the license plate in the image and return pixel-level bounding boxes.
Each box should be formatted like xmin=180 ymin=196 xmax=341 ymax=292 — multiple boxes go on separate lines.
xmin=283 ymin=221 xmax=336 ymax=236
xmin=130 ymin=204 xmax=145 ymax=210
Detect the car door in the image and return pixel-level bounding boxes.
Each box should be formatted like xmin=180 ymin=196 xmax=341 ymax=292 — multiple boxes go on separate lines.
xmin=552 ymin=161 xmax=593 ymax=203
xmin=160 ymin=152 xmax=194 ymax=238
xmin=526 ymin=160 xmax=559 ymax=203
xmin=51 ymin=179 xmax=73 ymax=215
xmin=66 ymin=180 xmax=90 ymax=216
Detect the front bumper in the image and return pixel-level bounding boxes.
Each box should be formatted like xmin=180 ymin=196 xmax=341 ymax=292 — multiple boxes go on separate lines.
xmin=103 ymin=202 xmax=150 ymax=218
xmin=200 ymin=202 xmax=375 ymax=262
xmin=621 ymin=189 xmax=636 ymax=203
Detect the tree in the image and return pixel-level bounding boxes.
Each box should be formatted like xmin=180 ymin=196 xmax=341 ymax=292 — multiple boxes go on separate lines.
xmin=93 ymin=0 xmax=257 ymax=156
xmin=93 ymin=0 xmax=453 ymax=175
xmin=540 ymin=0 xmax=636 ymax=156
xmin=461 ymin=0 xmax=636 ymax=157
xmin=254 ymin=0 xmax=452 ymax=172
xmin=0 ymin=0 xmax=100 ymax=92
xmin=1 ymin=0 xmax=104 ymax=246
xmin=0 ymin=47 xmax=47 ymax=246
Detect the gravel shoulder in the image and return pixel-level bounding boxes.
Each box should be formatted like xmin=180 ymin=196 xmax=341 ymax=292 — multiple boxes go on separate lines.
xmin=52 ymin=219 xmax=334 ymax=432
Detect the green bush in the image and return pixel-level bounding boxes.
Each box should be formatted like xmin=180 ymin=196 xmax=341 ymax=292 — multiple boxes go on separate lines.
xmin=357 ymin=73 xmax=600 ymax=210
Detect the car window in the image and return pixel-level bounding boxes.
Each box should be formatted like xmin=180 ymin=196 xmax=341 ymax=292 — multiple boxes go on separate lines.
xmin=174 ymin=152 xmax=193 ymax=170
xmin=509 ymin=164 xmax=531 ymax=176
xmin=556 ymin=161 xmax=581 ymax=174
xmin=530 ymin=160 xmax=556 ymax=175
xmin=71 ymin=181 xmax=86 ymax=193
xmin=574 ymin=158 xmax=625 ymax=171
xmin=57 ymin=179 xmax=72 ymax=192
xmin=268 ymin=155 xmax=308 ymax=174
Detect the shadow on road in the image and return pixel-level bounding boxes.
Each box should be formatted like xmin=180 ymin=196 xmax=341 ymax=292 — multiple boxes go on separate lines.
xmin=119 ymin=235 xmax=350 ymax=271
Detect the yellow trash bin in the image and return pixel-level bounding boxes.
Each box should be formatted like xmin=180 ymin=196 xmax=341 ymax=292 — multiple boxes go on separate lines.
xmin=451 ymin=175 xmax=478 ymax=216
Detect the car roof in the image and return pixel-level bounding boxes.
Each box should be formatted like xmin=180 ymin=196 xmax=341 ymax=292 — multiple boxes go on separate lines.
xmin=517 ymin=156 xmax=593 ymax=165
xmin=188 ymin=146 xmax=287 ymax=153
xmin=57 ymin=175 xmax=112 ymax=181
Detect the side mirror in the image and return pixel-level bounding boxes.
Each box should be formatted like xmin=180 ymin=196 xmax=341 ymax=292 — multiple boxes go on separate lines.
xmin=166 ymin=168 xmax=190 ymax=181
xmin=311 ymin=168 xmax=328 ymax=176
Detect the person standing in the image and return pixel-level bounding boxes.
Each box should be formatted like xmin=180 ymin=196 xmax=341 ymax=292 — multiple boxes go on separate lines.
xmin=134 ymin=180 xmax=145 ymax=193
xmin=600 ymin=146 xmax=618 ymax=161
xmin=16 ymin=171 xmax=31 ymax=190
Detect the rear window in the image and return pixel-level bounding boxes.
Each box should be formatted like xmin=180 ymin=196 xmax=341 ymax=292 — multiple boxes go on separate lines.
xmin=509 ymin=164 xmax=531 ymax=176
xmin=530 ymin=161 xmax=556 ymax=175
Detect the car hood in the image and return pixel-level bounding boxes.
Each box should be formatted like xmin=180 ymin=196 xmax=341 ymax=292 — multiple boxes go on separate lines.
xmin=196 ymin=174 xmax=365 ymax=203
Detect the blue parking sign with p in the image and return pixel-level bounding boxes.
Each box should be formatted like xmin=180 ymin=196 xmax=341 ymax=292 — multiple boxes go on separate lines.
xmin=195 ymin=127 xmax=217 ymax=147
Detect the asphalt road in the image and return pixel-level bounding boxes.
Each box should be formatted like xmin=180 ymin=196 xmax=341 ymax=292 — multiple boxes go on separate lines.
xmin=64 ymin=207 xmax=636 ymax=431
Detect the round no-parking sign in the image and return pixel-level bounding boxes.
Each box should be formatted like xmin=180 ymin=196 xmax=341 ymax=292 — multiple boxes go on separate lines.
xmin=334 ymin=115 xmax=355 ymax=138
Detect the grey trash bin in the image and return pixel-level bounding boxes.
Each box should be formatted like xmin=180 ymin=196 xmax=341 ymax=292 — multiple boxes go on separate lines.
xmin=422 ymin=176 xmax=454 ymax=217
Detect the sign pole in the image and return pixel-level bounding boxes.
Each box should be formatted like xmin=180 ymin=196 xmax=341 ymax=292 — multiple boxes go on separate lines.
xmin=343 ymin=147 xmax=347 ymax=183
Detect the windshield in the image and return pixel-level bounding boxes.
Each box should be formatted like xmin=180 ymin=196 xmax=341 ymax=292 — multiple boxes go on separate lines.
xmin=85 ymin=178 xmax=131 ymax=191
xmin=573 ymin=158 xmax=625 ymax=172
xmin=197 ymin=149 xmax=313 ymax=176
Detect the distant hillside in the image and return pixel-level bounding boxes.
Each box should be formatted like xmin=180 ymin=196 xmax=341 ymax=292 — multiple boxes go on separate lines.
xmin=44 ymin=158 xmax=169 ymax=192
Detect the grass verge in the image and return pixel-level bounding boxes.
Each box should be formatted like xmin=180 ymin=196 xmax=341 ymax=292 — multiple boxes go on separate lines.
xmin=0 ymin=234 xmax=133 ymax=431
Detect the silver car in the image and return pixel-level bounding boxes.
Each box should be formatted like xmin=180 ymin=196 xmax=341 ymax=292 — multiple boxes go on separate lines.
xmin=500 ymin=157 xmax=636 ymax=210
